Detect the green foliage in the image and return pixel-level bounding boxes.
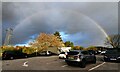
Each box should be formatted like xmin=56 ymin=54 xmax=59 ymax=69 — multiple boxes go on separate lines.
xmin=54 ymin=31 xmax=61 ymax=36
xmin=0 ymin=46 xmax=43 ymax=57
xmin=64 ymin=41 xmax=74 ymax=47
xmin=22 ymin=47 xmax=35 ymax=54
xmin=0 ymin=46 xmax=15 ymax=57
xmin=1 ymin=46 xmax=15 ymax=52
xmin=54 ymin=31 xmax=63 ymax=41
xmin=72 ymin=46 xmax=84 ymax=50
xmin=87 ymin=46 xmax=97 ymax=50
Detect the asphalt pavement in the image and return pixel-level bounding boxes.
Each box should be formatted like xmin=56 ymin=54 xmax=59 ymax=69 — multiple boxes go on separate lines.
xmin=1 ymin=55 xmax=120 ymax=72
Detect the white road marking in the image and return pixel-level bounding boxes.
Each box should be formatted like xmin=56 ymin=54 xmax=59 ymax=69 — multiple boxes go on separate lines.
xmin=62 ymin=65 xmax=68 ymax=67
xmin=88 ymin=62 xmax=106 ymax=71
xmin=22 ymin=61 xmax=28 ymax=67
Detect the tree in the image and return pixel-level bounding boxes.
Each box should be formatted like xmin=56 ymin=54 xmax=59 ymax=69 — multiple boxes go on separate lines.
xmin=22 ymin=47 xmax=35 ymax=54
xmin=72 ymin=46 xmax=84 ymax=50
xmin=87 ymin=46 xmax=97 ymax=50
xmin=30 ymin=33 xmax=64 ymax=52
xmin=64 ymin=41 xmax=74 ymax=47
xmin=54 ymin=31 xmax=63 ymax=41
xmin=105 ymin=34 xmax=120 ymax=48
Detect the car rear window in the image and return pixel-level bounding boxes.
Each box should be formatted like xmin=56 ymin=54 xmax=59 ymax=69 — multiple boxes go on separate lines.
xmin=60 ymin=52 xmax=65 ymax=54
xmin=67 ymin=51 xmax=79 ymax=55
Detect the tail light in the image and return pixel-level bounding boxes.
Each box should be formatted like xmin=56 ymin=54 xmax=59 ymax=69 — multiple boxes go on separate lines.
xmin=74 ymin=56 xmax=79 ymax=59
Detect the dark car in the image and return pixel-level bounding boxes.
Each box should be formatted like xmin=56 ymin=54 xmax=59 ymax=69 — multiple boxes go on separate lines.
xmin=2 ymin=51 xmax=28 ymax=60
xmin=104 ymin=49 xmax=120 ymax=62
xmin=65 ymin=50 xmax=96 ymax=68
xmin=88 ymin=50 xmax=96 ymax=55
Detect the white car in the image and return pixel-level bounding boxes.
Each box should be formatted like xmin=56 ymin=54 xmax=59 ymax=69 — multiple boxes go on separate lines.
xmin=59 ymin=52 xmax=67 ymax=59
xmin=100 ymin=51 xmax=106 ymax=55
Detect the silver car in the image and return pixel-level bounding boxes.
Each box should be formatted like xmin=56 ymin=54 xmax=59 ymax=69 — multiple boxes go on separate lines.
xmin=65 ymin=50 xmax=96 ymax=68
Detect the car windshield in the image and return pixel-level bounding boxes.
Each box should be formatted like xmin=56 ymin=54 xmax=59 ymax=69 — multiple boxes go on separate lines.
xmin=106 ymin=50 xmax=120 ymax=55
xmin=67 ymin=51 xmax=79 ymax=55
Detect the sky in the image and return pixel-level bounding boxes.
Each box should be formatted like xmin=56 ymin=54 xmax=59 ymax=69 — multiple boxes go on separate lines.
xmin=2 ymin=2 xmax=118 ymax=47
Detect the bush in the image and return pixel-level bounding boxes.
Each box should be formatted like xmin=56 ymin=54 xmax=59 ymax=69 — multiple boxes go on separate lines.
xmin=1 ymin=46 xmax=15 ymax=52
xmin=72 ymin=46 xmax=84 ymax=50
xmin=22 ymin=47 xmax=35 ymax=54
xmin=0 ymin=46 xmax=44 ymax=57
xmin=86 ymin=46 xmax=97 ymax=50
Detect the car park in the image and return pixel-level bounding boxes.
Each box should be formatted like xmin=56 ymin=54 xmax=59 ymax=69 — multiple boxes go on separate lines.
xmin=2 ymin=51 xmax=28 ymax=60
xmin=59 ymin=52 xmax=67 ymax=59
xmin=65 ymin=50 xmax=96 ymax=68
xmin=104 ymin=49 xmax=120 ymax=62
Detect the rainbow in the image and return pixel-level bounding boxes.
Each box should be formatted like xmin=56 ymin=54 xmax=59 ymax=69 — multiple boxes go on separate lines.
xmin=14 ymin=9 xmax=109 ymax=38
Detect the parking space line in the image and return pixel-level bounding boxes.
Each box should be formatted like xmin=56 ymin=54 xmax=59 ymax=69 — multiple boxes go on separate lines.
xmin=61 ymin=65 xmax=68 ymax=67
xmin=88 ymin=62 xmax=106 ymax=71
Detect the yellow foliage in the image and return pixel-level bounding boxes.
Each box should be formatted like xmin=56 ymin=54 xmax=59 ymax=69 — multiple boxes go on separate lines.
xmin=86 ymin=46 xmax=97 ymax=50
xmin=72 ymin=46 xmax=84 ymax=50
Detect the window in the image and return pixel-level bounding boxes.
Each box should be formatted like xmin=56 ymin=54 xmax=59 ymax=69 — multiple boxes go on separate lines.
xmin=81 ymin=51 xmax=89 ymax=55
xmin=67 ymin=51 xmax=79 ymax=55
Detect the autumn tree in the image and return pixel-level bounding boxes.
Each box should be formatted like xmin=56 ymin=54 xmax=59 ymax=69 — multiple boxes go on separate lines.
xmin=105 ymin=34 xmax=120 ymax=48
xmin=30 ymin=33 xmax=64 ymax=52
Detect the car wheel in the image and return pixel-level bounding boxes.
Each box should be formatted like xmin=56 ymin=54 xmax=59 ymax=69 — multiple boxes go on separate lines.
xmin=104 ymin=58 xmax=109 ymax=62
xmin=25 ymin=55 xmax=28 ymax=58
xmin=116 ymin=60 xmax=120 ymax=63
xmin=10 ymin=57 xmax=14 ymax=60
xmin=93 ymin=57 xmax=96 ymax=64
xmin=80 ymin=60 xmax=86 ymax=68
xmin=59 ymin=57 xmax=61 ymax=59
xmin=66 ymin=62 xmax=72 ymax=66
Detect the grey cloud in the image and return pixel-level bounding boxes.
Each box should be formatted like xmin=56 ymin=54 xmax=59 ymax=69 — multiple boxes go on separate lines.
xmin=0 ymin=2 xmax=2 ymax=45
xmin=2 ymin=2 xmax=118 ymax=46
xmin=13 ymin=9 xmax=107 ymax=45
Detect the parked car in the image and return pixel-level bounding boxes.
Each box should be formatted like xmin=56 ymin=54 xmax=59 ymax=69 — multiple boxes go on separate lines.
xmin=39 ymin=51 xmax=52 ymax=56
xmin=97 ymin=50 xmax=102 ymax=54
xmin=2 ymin=51 xmax=28 ymax=60
xmin=65 ymin=50 xmax=96 ymax=68
xmin=59 ymin=52 xmax=67 ymax=59
xmin=94 ymin=50 xmax=100 ymax=55
xmin=88 ymin=50 xmax=96 ymax=55
xmin=100 ymin=50 xmax=106 ymax=55
xmin=104 ymin=49 xmax=120 ymax=62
